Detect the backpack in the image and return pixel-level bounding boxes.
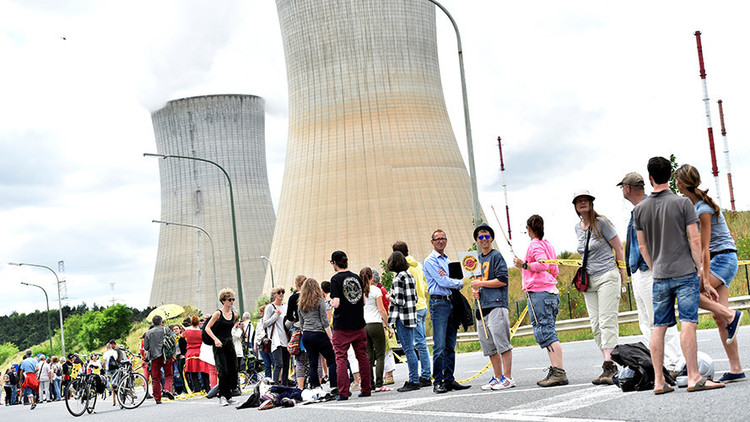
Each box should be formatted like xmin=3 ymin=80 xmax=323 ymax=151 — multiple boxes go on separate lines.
xmin=162 ymin=327 xmax=177 ymax=360
xmin=55 ymin=364 xmax=62 ymax=377
xmin=201 ymin=312 xmax=218 ymax=346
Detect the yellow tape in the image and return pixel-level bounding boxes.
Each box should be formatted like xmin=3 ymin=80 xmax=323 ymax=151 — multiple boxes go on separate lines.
xmin=538 ymin=259 xmax=626 ymax=268
xmin=739 ymin=260 xmax=750 ymax=266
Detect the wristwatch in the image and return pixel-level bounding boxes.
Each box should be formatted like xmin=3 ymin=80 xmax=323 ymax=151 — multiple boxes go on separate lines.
xmin=522 ymin=262 xmax=529 ymax=270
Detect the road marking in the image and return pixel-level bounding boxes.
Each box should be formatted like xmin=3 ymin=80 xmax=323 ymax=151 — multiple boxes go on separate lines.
xmin=504 ymin=385 xmax=625 ymax=416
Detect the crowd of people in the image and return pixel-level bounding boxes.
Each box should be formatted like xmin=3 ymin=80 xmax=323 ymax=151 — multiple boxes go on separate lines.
xmin=4 ymin=156 xmax=745 ymax=409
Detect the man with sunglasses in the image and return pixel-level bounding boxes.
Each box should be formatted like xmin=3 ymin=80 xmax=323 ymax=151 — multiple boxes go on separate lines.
xmin=470 ymin=223 xmax=513 ymax=390
xmin=423 ymin=229 xmax=469 ymax=394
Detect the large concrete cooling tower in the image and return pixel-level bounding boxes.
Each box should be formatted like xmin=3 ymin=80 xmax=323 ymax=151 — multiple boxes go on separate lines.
xmin=150 ymin=94 xmax=275 ymax=313
xmin=266 ymin=0 xmax=480 ymax=291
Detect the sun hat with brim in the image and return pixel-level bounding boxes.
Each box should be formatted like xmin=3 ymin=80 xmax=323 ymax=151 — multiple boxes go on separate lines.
xmin=572 ymin=189 xmax=595 ymax=204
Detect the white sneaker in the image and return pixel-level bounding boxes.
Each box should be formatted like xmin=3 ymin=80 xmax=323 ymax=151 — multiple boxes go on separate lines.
xmin=218 ymin=397 xmax=228 ymax=406
xmin=481 ymin=376 xmax=501 ymax=390
xmin=226 ymin=397 xmax=236 ymax=405
xmin=493 ymin=376 xmax=516 ymax=390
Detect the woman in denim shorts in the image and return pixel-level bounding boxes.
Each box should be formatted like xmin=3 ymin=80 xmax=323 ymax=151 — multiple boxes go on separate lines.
xmin=514 ymin=215 xmax=568 ymax=387
xmin=676 ymin=164 xmax=745 ymax=383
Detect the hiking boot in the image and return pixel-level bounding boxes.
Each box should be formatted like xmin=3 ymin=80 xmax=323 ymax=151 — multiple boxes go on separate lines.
xmin=538 ymin=366 xmax=569 ymax=387
xmin=592 ymin=361 xmax=617 ymax=385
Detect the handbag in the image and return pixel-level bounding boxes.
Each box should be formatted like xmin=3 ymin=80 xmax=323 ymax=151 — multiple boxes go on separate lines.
xmin=261 ymin=324 xmax=274 ymax=354
xmin=573 ymin=228 xmax=592 ymax=292
xmin=201 ymin=311 xmax=217 ymax=346
xmin=287 ymin=326 xmax=302 ymax=355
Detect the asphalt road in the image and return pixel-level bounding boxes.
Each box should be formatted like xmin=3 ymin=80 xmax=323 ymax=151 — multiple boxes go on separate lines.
xmin=4 ymin=325 xmax=749 ymax=422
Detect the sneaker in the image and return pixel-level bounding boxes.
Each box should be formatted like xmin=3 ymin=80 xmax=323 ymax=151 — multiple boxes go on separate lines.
xmin=226 ymin=397 xmax=236 ymax=405
xmin=396 ymin=381 xmax=420 ymax=392
xmin=718 ymin=372 xmax=747 ymax=383
xmin=30 ymin=402 xmax=36 ymax=410
xmin=726 ymin=310 xmax=742 ymax=345
xmin=163 ymin=391 xmax=175 ymax=400
xmin=218 ymin=397 xmax=227 ymax=406
xmin=375 ymin=386 xmax=393 ymax=392
xmin=537 ymin=366 xmax=569 ymax=387
xmin=493 ymin=376 xmax=516 ymax=390
xmin=481 ymin=377 xmax=501 ymax=391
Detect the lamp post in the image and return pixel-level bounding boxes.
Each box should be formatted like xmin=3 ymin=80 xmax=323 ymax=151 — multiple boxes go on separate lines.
xmin=10 ymin=262 xmax=65 ymax=358
xmin=144 ymin=152 xmax=245 ymax=314
xmin=153 ymin=220 xmax=219 ymax=309
xmin=424 ymin=0 xmax=480 ymax=224
xmin=21 ymin=281 xmax=53 ymax=357
xmin=260 ymin=255 xmax=275 ymax=289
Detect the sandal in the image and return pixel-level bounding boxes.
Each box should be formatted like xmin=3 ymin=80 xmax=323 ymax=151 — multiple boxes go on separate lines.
xmin=653 ymin=385 xmax=674 ymax=395
xmin=686 ymin=376 xmax=725 ymax=392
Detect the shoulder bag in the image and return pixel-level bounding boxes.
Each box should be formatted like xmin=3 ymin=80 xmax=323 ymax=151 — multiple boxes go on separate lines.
xmin=572 ymin=228 xmax=592 ymax=292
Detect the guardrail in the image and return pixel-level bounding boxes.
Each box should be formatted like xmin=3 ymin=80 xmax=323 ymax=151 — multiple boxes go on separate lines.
xmin=425 ymin=295 xmax=750 ymax=346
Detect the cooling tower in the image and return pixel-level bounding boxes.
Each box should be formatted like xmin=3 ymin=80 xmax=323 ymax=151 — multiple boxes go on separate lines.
xmin=150 ymin=94 xmax=275 ymax=313
xmin=266 ymin=0 xmax=480 ymax=291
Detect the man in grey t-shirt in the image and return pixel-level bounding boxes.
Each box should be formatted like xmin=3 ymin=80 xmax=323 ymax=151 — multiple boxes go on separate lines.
xmin=634 ymin=156 xmax=723 ymax=394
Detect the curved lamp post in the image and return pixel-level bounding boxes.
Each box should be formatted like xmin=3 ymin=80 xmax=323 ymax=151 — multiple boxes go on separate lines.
xmin=11 ymin=262 xmax=65 ymax=358
xmin=260 ymin=255 xmax=275 ymax=289
xmin=424 ymin=0 xmax=480 ymax=225
xmin=21 ymin=281 xmax=53 ymax=357
xmin=153 ymin=219 xmax=219 ymax=309
xmin=144 ymin=152 xmax=245 ymax=314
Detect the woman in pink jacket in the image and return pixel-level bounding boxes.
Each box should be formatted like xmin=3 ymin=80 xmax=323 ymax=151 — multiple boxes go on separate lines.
xmin=513 ymin=215 xmax=568 ymax=388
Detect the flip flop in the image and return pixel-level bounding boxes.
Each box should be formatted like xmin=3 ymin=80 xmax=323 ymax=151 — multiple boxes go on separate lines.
xmin=654 ymin=385 xmax=674 ymax=395
xmin=687 ymin=376 xmax=725 ymax=392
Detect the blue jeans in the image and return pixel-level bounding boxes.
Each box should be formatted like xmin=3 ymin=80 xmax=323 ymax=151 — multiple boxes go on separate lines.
xmin=429 ymin=297 xmax=457 ymax=384
xmin=414 ymin=308 xmax=431 ymax=379
xmin=396 ymin=319 xmax=419 ymax=383
xmin=260 ymin=350 xmax=274 ymax=378
xmin=53 ymin=379 xmax=61 ymax=401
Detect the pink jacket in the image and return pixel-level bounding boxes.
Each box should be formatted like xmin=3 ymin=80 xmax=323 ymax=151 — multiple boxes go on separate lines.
xmin=521 ymin=238 xmax=559 ymax=292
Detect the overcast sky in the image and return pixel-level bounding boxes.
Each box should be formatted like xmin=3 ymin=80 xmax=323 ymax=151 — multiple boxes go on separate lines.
xmin=1 ymin=0 xmax=748 ymax=316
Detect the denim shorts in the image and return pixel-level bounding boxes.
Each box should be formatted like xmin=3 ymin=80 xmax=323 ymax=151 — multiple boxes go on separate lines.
xmin=710 ymin=252 xmax=738 ymax=287
xmin=652 ymin=272 xmax=700 ymax=326
xmin=527 ymin=291 xmax=560 ymax=348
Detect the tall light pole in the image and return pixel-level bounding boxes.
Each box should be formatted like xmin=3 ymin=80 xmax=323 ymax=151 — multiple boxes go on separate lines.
xmin=21 ymin=281 xmax=53 ymax=357
xmin=425 ymin=0 xmax=481 ymax=224
xmin=153 ymin=220 xmax=219 ymax=309
xmin=144 ymin=152 xmax=245 ymax=314
xmin=10 ymin=262 xmax=65 ymax=358
xmin=260 ymin=255 xmax=275 ymax=289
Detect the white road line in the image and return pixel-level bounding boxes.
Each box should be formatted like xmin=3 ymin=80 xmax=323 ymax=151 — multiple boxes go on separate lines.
xmin=505 ymin=385 xmax=626 ymax=416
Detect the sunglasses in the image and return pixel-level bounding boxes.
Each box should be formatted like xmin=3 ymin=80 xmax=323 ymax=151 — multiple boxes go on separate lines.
xmin=477 ymin=234 xmax=491 ymax=240
xmin=226 ymin=298 xmax=235 ymax=302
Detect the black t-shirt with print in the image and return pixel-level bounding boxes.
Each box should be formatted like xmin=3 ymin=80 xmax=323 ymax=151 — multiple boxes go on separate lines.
xmin=330 ymin=270 xmax=366 ymax=330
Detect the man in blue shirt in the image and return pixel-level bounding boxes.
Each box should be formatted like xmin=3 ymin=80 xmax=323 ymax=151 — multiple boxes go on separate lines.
xmin=423 ymin=229 xmax=470 ymax=394
xmin=619 ymin=172 xmax=682 ymax=373
xmin=19 ymin=350 xmax=38 ymax=410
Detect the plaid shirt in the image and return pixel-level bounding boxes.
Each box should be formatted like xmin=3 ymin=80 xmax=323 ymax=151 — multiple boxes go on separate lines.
xmin=387 ymin=270 xmax=418 ymax=328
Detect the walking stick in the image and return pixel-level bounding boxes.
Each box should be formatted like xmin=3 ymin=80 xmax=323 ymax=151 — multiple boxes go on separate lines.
xmin=472 ymin=276 xmax=489 ymax=338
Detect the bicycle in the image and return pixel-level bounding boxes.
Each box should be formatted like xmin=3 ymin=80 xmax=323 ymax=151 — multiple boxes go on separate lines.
xmin=110 ymin=348 xmax=149 ymax=409
xmin=238 ymin=354 xmax=264 ymax=391
xmin=65 ymin=353 xmax=108 ymax=417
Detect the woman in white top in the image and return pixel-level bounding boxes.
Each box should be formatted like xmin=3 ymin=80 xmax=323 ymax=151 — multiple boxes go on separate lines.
xmin=361 ymin=267 xmax=393 ymax=391
xmin=263 ymin=287 xmax=289 ymax=385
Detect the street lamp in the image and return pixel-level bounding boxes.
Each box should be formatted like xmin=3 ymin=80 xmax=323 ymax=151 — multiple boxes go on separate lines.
xmin=424 ymin=0 xmax=481 ymax=225
xmin=10 ymin=262 xmax=65 ymax=358
xmin=260 ymin=255 xmax=275 ymax=289
xmin=20 ymin=281 xmax=53 ymax=357
xmin=153 ymin=220 xmax=219 ymax=309
xmin=144 ymin=152 xmax=245 ymax=314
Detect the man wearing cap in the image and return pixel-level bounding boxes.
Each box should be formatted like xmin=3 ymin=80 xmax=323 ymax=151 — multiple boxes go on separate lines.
xmin=618 ymin=172 xmax=683 ymax=374
xmin=634 ymin=156 xmax=724 ymax=394
xmin=423 ymin=229 xmax=470 ymax=394
xmin=329 ymin=250 xmax=372 ymax=400
xmin=470 ymin=223 xmax=514 ymax=390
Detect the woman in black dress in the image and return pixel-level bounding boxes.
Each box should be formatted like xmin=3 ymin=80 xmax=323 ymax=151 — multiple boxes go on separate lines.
xmin=205 ymin=288 xmax=239 ymax=406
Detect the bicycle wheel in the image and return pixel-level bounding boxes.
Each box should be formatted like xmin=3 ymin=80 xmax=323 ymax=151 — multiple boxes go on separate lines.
xmin=117 ymin=372 xmax=148 ymax=409
xmin=238 ymin=371 xmax=248 ymax=390
xmin=86 ymin=381 xmax=97 ymax=414
xmin=65 ymin=378 xmax=89 ymax=417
